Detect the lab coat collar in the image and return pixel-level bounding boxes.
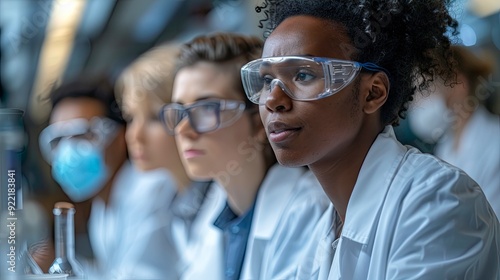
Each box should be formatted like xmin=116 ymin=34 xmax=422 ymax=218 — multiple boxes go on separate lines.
xmin=251 ymin=164 xmax=306 ymax=239
xmin=341 ymin=126 xmax=407 ymax=244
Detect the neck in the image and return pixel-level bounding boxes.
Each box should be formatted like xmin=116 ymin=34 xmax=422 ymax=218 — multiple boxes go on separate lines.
xmin=217 ymin=156 xmax=267 ymax=216
xmin=309 ymin=123 xmax=382 ymax=222
xmin=168 ymin=162 xmax=192 ymax=194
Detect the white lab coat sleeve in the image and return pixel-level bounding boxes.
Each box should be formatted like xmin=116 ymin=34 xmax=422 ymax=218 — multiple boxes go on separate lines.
xmin=387 ymin=167 xmax=500 ymax=279
xmin=87 ymin=163 xmax=179 ymax=280
xmin=260 ymin=182 xmax=330 ymax=279
xmin=82 ymin=215 xmax=177 ymax=280
xmin=115 ymin=219 xmax=179 ymax=280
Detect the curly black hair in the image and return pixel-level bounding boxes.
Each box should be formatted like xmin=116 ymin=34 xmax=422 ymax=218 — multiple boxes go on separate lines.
xmin=255 ymin=0 xmax=459 ymax=125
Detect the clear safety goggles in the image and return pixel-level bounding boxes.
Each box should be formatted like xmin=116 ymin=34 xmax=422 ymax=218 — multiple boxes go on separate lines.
xmin=241 ymin=56 xmax=389 ymax=104
xmin=39 ymin=117 xmax=119 ymax=163
xmin=159 ymin=99 xmax=247 ymax=135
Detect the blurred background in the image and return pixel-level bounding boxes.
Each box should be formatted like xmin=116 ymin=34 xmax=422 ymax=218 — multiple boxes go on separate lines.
xmin=0 ymin=0 xmax=264 ymax=199
xmin=0 ymin=0 xmax=499 ymax=242
xmin=0 ymin=0 xmax=267 ymax=254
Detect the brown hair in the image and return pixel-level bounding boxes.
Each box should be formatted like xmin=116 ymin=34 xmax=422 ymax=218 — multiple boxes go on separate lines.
xmin=176 ymin=33 xmax=263 ymax=108
xmin=450 ymin=45 xmax=495 ymax=96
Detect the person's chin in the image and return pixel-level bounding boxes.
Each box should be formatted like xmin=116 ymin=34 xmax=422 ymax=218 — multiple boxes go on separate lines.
xmin=132 ymin=160 xmax=154 ymax=172
xmin=274 ymin=149 xmax=308 ymax=168
xmin=186 ymin=166 xmax=212 ymax=181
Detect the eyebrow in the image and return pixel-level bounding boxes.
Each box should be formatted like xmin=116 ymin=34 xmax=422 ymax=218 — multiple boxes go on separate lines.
xmin=174 ymin=95 xmax=219 ymax=105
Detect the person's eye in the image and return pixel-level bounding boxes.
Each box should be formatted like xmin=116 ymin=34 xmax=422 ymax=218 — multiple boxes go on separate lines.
xmin=294 ymin=71 xmax=315 ymax=82
xmin=260 ymin=74 xmax=274 ymax=90
xmin=149 ymin=113 xmax=161 ymax=122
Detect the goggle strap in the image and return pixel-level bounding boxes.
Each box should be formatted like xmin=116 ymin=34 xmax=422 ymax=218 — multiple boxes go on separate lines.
xmin=358 ymin=62 xmax=390 ymax=77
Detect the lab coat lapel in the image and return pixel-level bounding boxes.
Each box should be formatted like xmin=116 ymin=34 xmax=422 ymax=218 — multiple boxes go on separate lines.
xmin=251 ymin=165 xmax=303 ymax=238
xmin=182 ymin=183 xmax=226 ymax=280
xmin=240 ymin=165 xmax=305 ymax=279
xmin=330 ymin=126 xmax=407 ymax=279
xmin=342 ymin=126 xmax=407 ymax=242
xmin=306 ymin=206 xmax=337 ymax=280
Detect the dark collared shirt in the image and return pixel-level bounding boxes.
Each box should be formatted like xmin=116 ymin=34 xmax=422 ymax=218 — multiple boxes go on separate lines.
xmin=214 ymin=202 xmax=256 ymax=280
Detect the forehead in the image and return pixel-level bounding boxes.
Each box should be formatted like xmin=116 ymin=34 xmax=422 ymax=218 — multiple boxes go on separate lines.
xmin=121 ymin=70 xmax=172 ymax=102
xmin=50 ymin=97 xmax=106 ymax=124
xmin=172 ymin=62 xmax=242 ymax=103
xmin=122 ymin=88 xmax=164 ymax=112
xmin=262 ymin=15 xmax=352 ymax=60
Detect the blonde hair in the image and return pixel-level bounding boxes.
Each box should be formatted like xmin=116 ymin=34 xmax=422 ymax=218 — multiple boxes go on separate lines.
xmin=115 ymin=43 xmax=180 ymax=104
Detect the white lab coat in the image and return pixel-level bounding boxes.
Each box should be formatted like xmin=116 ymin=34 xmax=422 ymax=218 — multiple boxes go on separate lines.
xmin=302 ymin=126 xmax=500 ymax=280
xmin=86 ymin=161 xmax=178 ymax=279
xmin=182 ymin=164 xmax=330 ymax=280
xmin=176 ymin=183 xmax=227 ymax=280
xmin=435 ymin=106 xmax=500 ymax=219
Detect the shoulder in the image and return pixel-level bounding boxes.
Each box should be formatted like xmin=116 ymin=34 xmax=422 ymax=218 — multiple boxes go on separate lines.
xmin=384 ymin=150 xmax=500 ymax=278
xmin=399 ymin=149 xmax=479 ymax=194
xmin=394 ymin=150 xmax=482 ymax=206
xmin=392 ymin=149 xmax=497 ymax=230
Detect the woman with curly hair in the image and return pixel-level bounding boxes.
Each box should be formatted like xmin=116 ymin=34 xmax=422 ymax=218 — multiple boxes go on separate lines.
xmin=240 ymin=0 xmax=500 ymax=278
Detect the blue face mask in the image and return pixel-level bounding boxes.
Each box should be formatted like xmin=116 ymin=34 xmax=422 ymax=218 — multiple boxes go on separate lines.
xmin=52 ymin=140 xmax=110 ymax=202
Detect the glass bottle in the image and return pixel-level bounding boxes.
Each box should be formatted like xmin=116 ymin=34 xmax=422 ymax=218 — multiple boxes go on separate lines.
xmin=49 ymin=202 xmax=85 ymax=278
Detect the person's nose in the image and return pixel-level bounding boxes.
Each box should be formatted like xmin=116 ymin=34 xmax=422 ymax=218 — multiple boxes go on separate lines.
xmin=125 ymin=118 xmax=145 ymax=145
xmin=176 ymin=117 xmax=200 ymax=140
xmin=264 ymin=79 xmax=293 ymax=112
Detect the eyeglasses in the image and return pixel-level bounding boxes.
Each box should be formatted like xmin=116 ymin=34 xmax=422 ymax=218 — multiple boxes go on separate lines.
xmin=159 ymin=99 xmax=247 ymax=135
xmin=39 ymin=117 xmax=119 ymax=163
xmin=240 ymin=56 xmax=389 ymax=104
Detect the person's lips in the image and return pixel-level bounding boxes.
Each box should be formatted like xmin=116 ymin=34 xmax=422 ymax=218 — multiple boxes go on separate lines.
xmin=133 ymin=154 xmax=146 ymax=160
xmin=183 ymin=149 xmax=205 ymax=159
xmin=130 ymin=149 xmax=147 ymax=161
xmin=267 ymin=121 xmax=301 ymax=143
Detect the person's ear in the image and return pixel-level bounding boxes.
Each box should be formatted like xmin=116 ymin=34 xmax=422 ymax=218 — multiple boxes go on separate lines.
xmin=362 ymin=72 xmax=390 ymax=114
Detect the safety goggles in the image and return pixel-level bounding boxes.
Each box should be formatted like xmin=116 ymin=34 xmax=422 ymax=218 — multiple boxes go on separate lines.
xmin=159 ymin=99 xmax=247 ymax=135
xmin=241 ymin=56 xmax=389 ymax=104
xmin=39 ymin=117 xmax=119 ymax=163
